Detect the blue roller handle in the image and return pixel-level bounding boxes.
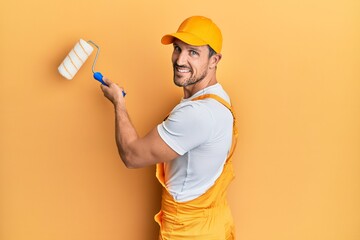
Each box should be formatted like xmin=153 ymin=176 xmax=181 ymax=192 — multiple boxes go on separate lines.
xmin=93 ymin=72 xmax=126 ymax=97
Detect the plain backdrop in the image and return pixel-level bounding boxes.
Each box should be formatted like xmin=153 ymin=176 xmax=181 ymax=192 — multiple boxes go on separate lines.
xmin=0 ymin=0 xmax=359 ymax=239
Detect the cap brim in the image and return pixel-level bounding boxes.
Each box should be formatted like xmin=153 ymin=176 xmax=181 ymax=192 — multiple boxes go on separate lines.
xmin=161 ymin=32 xmax=207 ymax=46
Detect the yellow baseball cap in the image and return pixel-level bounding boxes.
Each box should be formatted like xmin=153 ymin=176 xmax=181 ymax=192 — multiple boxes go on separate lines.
xmin=161 ymin=16 xmax=223 ymax=53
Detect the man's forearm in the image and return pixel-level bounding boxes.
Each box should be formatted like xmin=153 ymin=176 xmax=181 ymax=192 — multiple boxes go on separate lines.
xmin=101 ymin=77 xmax=178 ymax=168
xmin=114 ymin=105 xmax=139 ymax=168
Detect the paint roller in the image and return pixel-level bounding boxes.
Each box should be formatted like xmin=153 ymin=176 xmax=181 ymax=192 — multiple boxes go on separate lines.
xmin=58 ymin=39 xmax=126 ymax=96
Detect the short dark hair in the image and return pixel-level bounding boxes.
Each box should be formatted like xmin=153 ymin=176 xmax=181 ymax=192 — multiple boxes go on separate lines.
xmin=208 ymin=45 xmax=217 ymax=58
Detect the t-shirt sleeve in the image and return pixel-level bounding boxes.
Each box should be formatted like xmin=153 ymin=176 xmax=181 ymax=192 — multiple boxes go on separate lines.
xmin=157 ymin=102 xmax=214 ymax=155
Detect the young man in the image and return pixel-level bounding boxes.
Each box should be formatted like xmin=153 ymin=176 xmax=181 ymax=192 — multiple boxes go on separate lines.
xmin=101 ymin=16 xmax=237 ymax=239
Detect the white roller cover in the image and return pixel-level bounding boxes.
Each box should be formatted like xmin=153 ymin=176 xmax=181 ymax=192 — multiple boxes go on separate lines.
xmin=58 ymin=39 xmax=94 ymax=80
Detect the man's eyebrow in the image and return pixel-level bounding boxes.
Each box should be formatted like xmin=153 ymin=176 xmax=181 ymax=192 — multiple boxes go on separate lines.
xmin=172 ymin=43 xmax=202 ymax=52
xmin=188 ymin=46 xmax=202 ymax=52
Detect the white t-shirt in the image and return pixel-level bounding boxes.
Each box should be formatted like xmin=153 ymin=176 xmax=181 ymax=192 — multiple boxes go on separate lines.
xmin=157 ymin=83 xmax=233 ymax=202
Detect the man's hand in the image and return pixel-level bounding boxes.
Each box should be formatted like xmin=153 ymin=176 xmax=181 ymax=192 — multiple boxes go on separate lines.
xmin=100 ymin=77 xmax=126 ymax=108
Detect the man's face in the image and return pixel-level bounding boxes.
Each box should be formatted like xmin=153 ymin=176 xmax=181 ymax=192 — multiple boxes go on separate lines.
xmin=171 ymin=39 xmax=211 ymax=87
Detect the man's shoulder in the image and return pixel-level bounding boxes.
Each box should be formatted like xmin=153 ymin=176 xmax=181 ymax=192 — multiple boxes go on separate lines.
xmin=171 ymin=100 xmax=214 ymax=120
xmin=169 ymin=83 xmax=231 ymax=120
xmin=198 ymin=83 xmax=231 ymax=105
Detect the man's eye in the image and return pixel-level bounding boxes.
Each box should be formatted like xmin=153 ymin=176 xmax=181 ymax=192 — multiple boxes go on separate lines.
xmin=190 ymin=50 xmax=198 ymax=56
xmin=174 ymin=46 xmax=181 ymax=52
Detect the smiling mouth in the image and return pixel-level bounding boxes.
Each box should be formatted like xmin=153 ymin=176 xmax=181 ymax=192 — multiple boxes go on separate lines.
xmin=174 ymin=64 xmax=191 ymax=74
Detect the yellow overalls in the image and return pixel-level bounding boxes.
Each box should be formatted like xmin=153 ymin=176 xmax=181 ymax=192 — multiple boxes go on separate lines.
xmin=155 ymin=94 xmax=238 ymax=240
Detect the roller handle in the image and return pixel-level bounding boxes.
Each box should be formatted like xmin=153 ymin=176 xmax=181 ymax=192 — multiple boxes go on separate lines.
xmin=93 ymin=72 xmax=126 ymax=97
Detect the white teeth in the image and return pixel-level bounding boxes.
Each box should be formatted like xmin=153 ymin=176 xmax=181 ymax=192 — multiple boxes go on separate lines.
xmin=177 ymin=68 xmax=190 ymax=73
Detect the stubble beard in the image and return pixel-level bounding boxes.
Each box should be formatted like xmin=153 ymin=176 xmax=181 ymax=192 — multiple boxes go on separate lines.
xmin=173 ymin=66 xmax=208 ymax=87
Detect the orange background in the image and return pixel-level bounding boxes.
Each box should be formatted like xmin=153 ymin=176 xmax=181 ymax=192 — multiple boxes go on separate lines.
xmin=1 ymin=0 xmax=359 ymax=239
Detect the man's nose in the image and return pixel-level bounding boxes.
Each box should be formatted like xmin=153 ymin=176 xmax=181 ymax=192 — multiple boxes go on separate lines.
xmin=175 ymin=52 xmax=187 ymax=66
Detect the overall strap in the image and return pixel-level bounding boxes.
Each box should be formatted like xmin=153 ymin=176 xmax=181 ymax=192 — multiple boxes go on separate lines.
xmin=191 ymin=94 xmax=238 ymax=159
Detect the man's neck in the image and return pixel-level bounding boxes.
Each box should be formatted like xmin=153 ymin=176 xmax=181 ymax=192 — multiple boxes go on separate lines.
xmin=183 ymin=75 xmax=218 ymax=99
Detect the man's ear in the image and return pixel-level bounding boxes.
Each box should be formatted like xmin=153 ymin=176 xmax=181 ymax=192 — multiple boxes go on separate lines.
xmin=209 ymin=54 xmax=222 ymax=69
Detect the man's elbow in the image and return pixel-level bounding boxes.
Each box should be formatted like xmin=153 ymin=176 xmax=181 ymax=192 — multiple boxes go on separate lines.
xmin=123 ymin=160 xmax=140 ymax=169
xmin=120 ymin=152 xmax=144 ymax=169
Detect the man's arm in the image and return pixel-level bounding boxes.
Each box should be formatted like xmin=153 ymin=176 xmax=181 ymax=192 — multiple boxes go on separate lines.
xmin=101 ymin=77 xmax=179 ymax=168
